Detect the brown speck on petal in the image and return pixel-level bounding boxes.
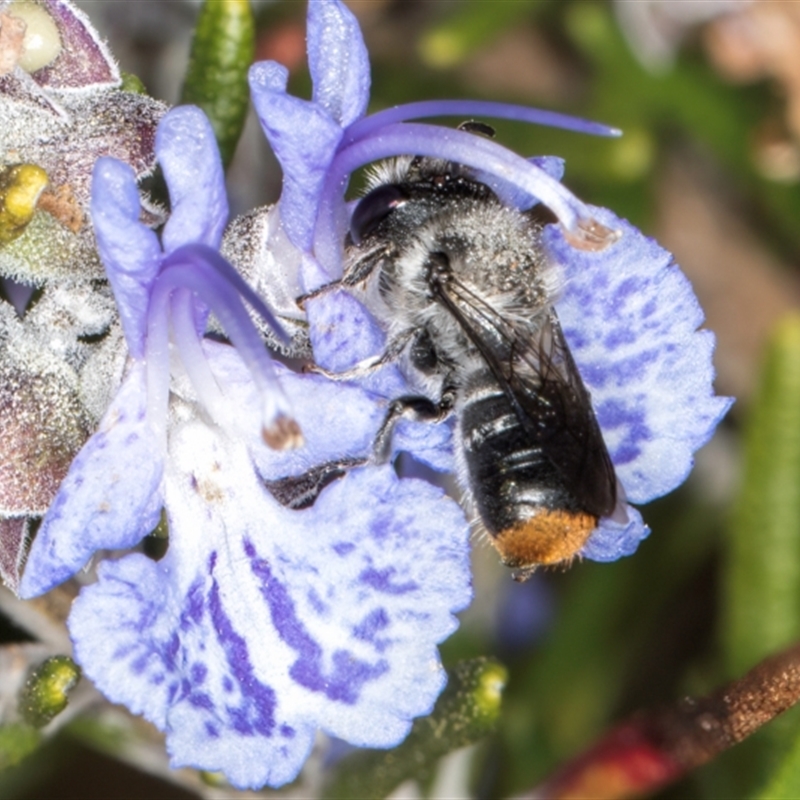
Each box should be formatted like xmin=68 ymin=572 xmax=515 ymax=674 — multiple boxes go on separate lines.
xmin=0 ymin=361 xmax=90 ymax=516
xmin=262 ymin=414 xmax=304 ymax=450
xmin=563 ymin=218 xmax=623 ymax=252
xmin=37 ymin=183 xmax=82 ymax=232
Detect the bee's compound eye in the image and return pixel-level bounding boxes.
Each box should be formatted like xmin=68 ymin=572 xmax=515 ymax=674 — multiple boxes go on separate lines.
xmin=350 ymin=184 xmax=408 ymax=244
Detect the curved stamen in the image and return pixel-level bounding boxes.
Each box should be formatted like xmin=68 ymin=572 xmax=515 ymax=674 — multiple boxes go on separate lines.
xmin=171 ymin=288 xmax=228 ymax=423
xmin=151 ymin=245 xmax=302 ymax=448
xmin=313 ymin=122 xmax=616 ymax=279
xmin=343 ymin=100 xmax=622 ymax=147
xmin=169 ymin=243 xmax=290 ymax=345
xmin=145 ymin=278 xmax=172 ymax=448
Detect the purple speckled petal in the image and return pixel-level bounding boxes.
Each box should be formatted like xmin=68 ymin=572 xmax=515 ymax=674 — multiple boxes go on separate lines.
xmin=308 ymin=0 xmax=370 ymax=128
xmin=33 ymin=0 xmax=120 ymax=92
xmin=306 ymin=291 xmax=386 ymax=372
xmin=159 ymin=107 xmax=229 ymax=253
xmin=249 ymin=61 xmax=343 ymax=254
xmin=581 ymin=505 xmax=650 ymax=562
xmin=69 ymin=421 xmax=471 ymax=790
xmin=68 ymin=554 xmax=177 ymax=728
xmin=91 ymin=157 xmax=161 ymax=358
xmin=546 ymin=207 xmax=733 ymax=504
xmin=19 ymin=364 xmax=164 ymax=599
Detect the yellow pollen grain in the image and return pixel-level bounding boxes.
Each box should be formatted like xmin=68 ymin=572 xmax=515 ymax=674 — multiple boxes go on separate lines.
xmin=0 ymin=164 xmax=49 ymax=244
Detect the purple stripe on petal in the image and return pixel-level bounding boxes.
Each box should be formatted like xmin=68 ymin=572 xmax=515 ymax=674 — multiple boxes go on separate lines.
xmin=353 ymin=608 xmax=391 ymax=653
xmin=181 ymin=581 xmax=205 ymax=628
xmin=191 ymin=663 xmax=208 ymax=684
xmin=245 ymin=539 xmax=389 ymax=704
xmin=359 ymin=567 xmax=419 ymax=596
xmin=207 ymin=580 xmax=277 ymax=738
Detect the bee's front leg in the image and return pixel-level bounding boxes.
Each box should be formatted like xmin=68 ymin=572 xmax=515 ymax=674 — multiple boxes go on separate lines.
xmin=304 ymin=328 xmax=417 ymax=381
xmin=372 ymin=383 xmax=457 ymax=463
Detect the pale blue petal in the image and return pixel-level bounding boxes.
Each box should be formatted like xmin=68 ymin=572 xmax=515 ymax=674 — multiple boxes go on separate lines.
xmin=304 ymin=294 xmax=455 ymax=469
xmin=393 ymin=418 xmax=455 ymax=473
xmin=19 ymin=364 xmax=164 ymax=598
xmin=545 ymin=208 xmax=733 ymax=504
xmin=69 ymin=422 xmax=471 ymax=790
xmin=530 ymin=155 xmax=566 ymax=180
xmin=68 ymin=554 xmax=177 ymax=728
xmin=308 ymin=0 xmax=370 ymax=128
xmin=199 ymin=341 xmax=453 ymax=482
xmin=159 ymin=107 xmax=229 ymax=253
xmin=204 ymin=343 xmax=385 ymax=477
xmin=306 ymin=291 xmax=384 ymax=369
xmin=91 ymin=158 xmax=161 ymax=358
xmin=249 ymin=62 xmax=343 ymax=251
xmin=581 ymin=505 xmax=650 ymax=562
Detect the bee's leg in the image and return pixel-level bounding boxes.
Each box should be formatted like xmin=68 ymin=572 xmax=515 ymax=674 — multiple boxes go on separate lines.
xmin=305 ymin=328 xmax=417 ymax=382
xmin=296 ymin=253 xmax=381 ymax=309
xmin=296 ymin=280 xmax=342 ymax=310
xmin=372 ymin=384 xmax=457 ymax=463
xmin=264 ymin=457 xmax=369 ymax=509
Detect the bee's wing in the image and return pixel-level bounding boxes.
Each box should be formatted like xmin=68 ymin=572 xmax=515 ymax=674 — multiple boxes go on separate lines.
xmin=511 ymin=312 xmax=617 ymax=517
xmin=443 ymin=280 xmax=617 ymax=518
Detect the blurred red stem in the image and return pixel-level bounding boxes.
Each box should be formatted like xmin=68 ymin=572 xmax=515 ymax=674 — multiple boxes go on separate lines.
xmin=527 ymin=641 xmax=800 ymax=799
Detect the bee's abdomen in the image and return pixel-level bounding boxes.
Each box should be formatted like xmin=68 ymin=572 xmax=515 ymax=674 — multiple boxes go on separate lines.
xmin=459 ymin=371 xmax=597 ymax=567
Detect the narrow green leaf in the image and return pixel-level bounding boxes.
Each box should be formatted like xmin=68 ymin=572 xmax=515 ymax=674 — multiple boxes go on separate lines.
xmin=0 ymin=725 xmax=40 ymax=771
xmin=324 ymin=658 xmax=507 ymax=800
xmin=180 ymin=0 xmax=255 ymax=168
xmin=754 ymin=723 xmax=800 ymax=799
xmin=120 ymin=72 xmax=147 ymax=95
xmin=723 ymin=315 xmax=800 ymax=675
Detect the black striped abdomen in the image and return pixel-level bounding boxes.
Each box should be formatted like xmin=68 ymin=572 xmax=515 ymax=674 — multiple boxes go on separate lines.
xmin=459 ymin=369 xmax=597 ymax=568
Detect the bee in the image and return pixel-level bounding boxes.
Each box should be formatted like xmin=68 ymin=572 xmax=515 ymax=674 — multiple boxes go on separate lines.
xmin=273 ymin=134 xmax=619 ymax=579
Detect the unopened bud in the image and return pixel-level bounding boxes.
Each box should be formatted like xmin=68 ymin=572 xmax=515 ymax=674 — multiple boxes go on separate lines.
xmin=6 ymin=1 xmax=61 ymax=73
xmin=19 ymin=655 xmax=81 ymax=728
xmin=0 ymin=163 xmax=49 ymax=244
